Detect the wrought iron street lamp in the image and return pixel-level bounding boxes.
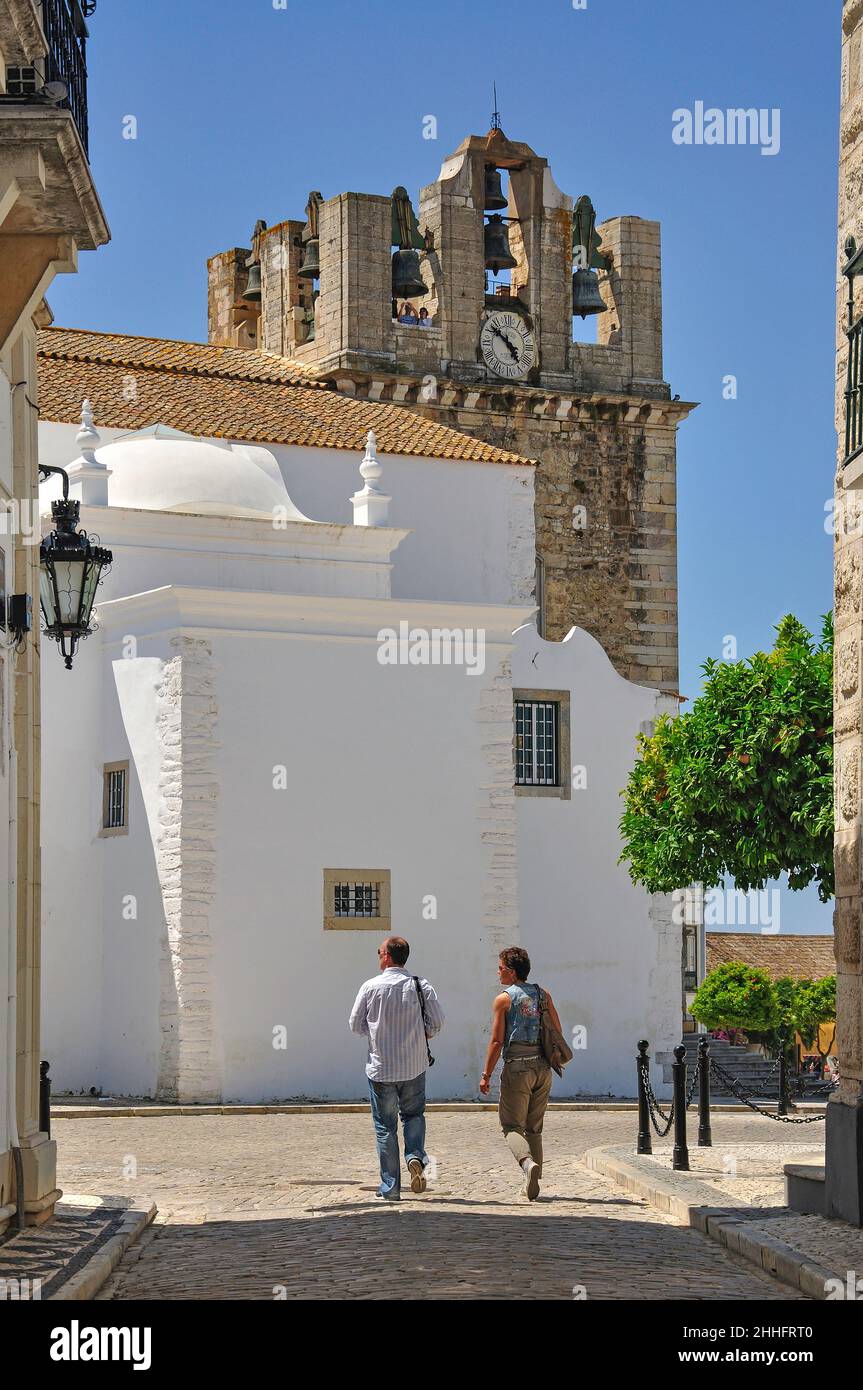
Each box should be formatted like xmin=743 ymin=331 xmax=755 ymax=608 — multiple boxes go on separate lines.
xmin=39 ymin=464 xmax=112 ymax=670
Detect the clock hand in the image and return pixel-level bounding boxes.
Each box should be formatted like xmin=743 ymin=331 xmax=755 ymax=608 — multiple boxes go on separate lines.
xmin=491 ymin=323 xmax=520 ymax=361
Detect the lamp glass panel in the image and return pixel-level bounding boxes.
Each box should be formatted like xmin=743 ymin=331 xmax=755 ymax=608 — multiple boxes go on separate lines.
xmin=80 ymin=558 xmax=101 ymax=624
xmin=39 ymin=566 xmax=58 ymax=625
xmin=50 ymin=559 xmax=86 ymax=624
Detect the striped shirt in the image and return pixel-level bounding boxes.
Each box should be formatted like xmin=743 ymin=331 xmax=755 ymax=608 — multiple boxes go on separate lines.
xmin=349 ymin=967 xmax=444 ymax=1082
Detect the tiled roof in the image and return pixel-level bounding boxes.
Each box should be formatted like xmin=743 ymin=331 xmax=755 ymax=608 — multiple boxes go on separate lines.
xmin=36 ymin=328 xmax=535 ymax=466
xmin=38 ymin=327 xmax=323 ymax=386
xmin=706 ymin=933 xmax=836 ymax=981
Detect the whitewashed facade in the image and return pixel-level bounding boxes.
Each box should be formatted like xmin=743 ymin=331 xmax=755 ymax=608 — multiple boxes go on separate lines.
xmin=38 ymin=412 xmax=677 ymax=1101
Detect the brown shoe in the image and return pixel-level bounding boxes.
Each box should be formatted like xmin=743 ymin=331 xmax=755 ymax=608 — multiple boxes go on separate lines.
xmin=408 ymin=1159 xmax=427 ymax=1193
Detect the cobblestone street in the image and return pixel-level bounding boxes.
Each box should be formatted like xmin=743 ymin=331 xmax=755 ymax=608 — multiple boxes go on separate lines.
xmin=51 ymin=1110 xmax=812 ymax=1300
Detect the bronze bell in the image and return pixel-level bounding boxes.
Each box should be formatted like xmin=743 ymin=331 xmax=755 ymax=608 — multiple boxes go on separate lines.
xmin=392 ymin=248 xmax=426 ymax=299
xmin=243 ymin=260 xmax=262 ymax=302
xmin=298 ymin=237 xmax=320 ymax=280
xmin=483 ymin=164 xmax=507 ymax=211
xmin=572 ymin=267 xmax=607 ymax=318
xmin=484 ymin=215 xmax=517 ymax=275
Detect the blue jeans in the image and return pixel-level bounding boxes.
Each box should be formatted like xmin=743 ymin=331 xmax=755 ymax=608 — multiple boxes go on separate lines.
xmin=367 ymin=1072 xmax=428 ymax=1199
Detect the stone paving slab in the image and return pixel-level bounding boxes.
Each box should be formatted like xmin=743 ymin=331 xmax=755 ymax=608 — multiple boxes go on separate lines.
xmin=0 ymin=1196 xmax=155 ymax=1301
xmin=585 ymin=1142 xmax=863 ymax=1301
xmin=54 ymin=1111 xmax=808 ymax=1301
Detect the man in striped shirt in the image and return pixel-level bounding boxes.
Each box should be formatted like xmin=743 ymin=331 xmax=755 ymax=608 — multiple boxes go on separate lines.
xmin=349 ymin=936 xmax=445 ymax=1201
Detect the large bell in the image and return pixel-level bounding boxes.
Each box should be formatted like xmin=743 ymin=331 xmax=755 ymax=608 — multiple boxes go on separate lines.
xmin=392 ymin=248 xmax=426 ymax=300
xmin=484 ymin=215 xmax=517 ymax=275
xmin=483 ymin=164 xmax=507 ymax=211
xmin=572 ymin=267 xmax=607 ymax=318
xmin=243 ymin=260 xmax=262 ymax=302
xmin=298 ymin=237 xmax=320 ymax=280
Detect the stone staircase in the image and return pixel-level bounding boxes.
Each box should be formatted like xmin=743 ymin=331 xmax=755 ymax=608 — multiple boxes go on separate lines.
xmin=659 ymin=1035 xmax=832 ymax=1100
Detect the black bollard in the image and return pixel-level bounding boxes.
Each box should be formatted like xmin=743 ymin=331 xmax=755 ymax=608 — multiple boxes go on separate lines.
xmin=697 ymin=1035 xmax=712 ymax=1147
xmin=40 ymin=1060 xmax=51 ymax=1139
xmin=778 ymin=1024 xmax=789 ymax=1117
xmin=672 ymin=1043 xmax=689 ymax=1171
xmin=637 ymin=1040 xmax=652 ymax=1154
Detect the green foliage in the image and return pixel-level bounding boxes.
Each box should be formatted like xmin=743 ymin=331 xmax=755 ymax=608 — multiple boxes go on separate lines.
xmin=792 ymin=976 xmax=837 ymax=1049
xmin=692 ymin=965 xmax=837 ymax=1053
xmin=619 ymin=614 xmax=834 ymax=901
xmin=690 ymin=962 xmax=779 ymax=1032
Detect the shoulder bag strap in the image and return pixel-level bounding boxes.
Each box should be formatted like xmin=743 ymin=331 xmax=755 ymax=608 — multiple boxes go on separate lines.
xmin=413 ymin=975 xmax=435 ymax=1067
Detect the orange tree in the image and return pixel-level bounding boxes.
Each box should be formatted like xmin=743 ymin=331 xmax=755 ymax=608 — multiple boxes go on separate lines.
xmin=690 ymin=962 xmax=779 ymax=1033
xmin=619 ymin=615 xmax=833 ymax=902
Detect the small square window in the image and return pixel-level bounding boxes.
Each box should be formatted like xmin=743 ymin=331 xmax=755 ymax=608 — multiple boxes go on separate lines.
xmin=5 ymin=66 xmax=38 ymax=98
xmin=513 ymin=690 xmax=571 ymax=799
xmin=101 ymin=761 xmax=129 ymax=836
xmin=323 ymin=869 xmax=391 ymax=931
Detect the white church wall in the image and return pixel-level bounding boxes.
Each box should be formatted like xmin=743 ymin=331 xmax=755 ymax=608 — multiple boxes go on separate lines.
xmin=272 ymin=446 xmax=536 ymax=609
xmin=513 ymin=624 xmax=679 ymax=1100
xmin=41 ymin=577 xmax=533 ymax=1100
xmin=37 ymin=424 xmax=536 ymax=610
xmin=208 ymin=617 xmax=523 ymax=1101
xmin=41 ymin=633 xmax=165 ymax=1098
xmin=40 ymin=624 xmax=106 ymax=1093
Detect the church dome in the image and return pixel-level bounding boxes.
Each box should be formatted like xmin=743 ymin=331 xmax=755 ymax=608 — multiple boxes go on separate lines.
xmin=92 ymin=426 xmax=312 ymax=521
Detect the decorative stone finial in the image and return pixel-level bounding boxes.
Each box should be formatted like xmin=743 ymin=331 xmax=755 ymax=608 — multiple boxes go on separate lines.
xmin=351 ymin=431 xmax=391 ymax=527
xmin=359 ymin=431 xmax=383 ymax=493
xmin=76 ymin=398 xmax=101 ymax=460
xmin=67 ymin=398 xmax=111 ymax=506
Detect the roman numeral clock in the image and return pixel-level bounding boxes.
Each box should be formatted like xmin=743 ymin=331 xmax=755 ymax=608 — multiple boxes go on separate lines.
xmin=479 ymin=309 xmax=536 ymax=380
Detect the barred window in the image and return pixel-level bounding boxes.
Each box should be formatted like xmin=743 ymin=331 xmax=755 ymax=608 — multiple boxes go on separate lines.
xmin=515 ymin=699 xmax=559 ymax=786
xmin=513 ymin=690 xmax=570 ymax=800
xmin=334 ymin=882 xmax=380 ymax=918
xmin=324 ymin=869 xmax=391 ymax=931
xmin=5 ymin=66 xmax=38 ymax=97
xmin=101 ymin=761 xmax=129 ymax=836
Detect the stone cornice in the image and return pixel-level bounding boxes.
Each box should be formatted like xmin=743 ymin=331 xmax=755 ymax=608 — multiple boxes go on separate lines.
xmin=96 ymin=585 xmax=536 ymax=645
xmin=0 ymin=109 xmax=109 ymax=248
xmin=324 ymin=368 xmax=695 ymax=427
xmin=65 ymin=502 xmax=412 ymax=565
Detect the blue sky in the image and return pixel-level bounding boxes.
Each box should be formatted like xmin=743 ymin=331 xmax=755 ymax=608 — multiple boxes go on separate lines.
xmin=51 ymin=0 xmax=842 ymax=933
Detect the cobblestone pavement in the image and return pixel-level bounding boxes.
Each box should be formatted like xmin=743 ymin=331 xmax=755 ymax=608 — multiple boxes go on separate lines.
xmin=53 ymin=1111 xmax=809 ymax=1300
xmin=638 ymin=1141 xmax=826 ymax=1207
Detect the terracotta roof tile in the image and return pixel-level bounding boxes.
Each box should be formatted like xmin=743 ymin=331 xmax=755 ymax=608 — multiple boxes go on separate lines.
xmin=706 ymin=932 xmax=836 ymax=981
xmin=36 ymin=328 xmax=536 ymax=467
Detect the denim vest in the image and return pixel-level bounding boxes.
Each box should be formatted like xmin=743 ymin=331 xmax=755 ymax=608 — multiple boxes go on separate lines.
xmin=503 ymin=982 xmax=542 ymax=1054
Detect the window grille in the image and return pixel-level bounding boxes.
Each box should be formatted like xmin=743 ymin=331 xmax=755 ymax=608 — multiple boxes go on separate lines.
xmin=334 ymin=882 xmax=380 ymax=918
xmin=101 ymin=761 xmax=129 ymax=834
xmin=5 ymin=66 xmax=38 ymax=96
xmin=515 ymin=699 xmax=559 ymax=786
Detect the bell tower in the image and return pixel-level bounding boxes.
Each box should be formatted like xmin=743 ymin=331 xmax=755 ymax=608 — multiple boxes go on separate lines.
xmin=207 ymin=127 xmax=694 ymax=692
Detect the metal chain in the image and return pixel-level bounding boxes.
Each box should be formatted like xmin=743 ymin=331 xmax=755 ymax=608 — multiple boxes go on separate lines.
xmin=639 ymin=1059 xmax=675 ymax=1137
xmin=709 ymin=1059 xmax=827 ymax=1123
xmin=684 ymin=1056 xmax=701 ymax=1109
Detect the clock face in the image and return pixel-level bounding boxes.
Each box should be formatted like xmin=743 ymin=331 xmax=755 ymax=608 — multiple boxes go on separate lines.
xmin=480 ymin=310 xmax=536 ymax=379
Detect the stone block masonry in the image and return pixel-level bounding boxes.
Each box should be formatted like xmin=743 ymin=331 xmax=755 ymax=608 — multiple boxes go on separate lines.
xmin=206 ymin=130 xmax=694 ymax=693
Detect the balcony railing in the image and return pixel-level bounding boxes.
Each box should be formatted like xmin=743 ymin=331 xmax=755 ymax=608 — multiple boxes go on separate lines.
xmin=40 ymin=0 xmax=90 ymax=155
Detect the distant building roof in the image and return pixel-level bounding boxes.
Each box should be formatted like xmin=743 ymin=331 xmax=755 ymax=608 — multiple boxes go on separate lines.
xmin=706 ymin=932 xmax=836 ymax=981
xmin=37 ymin=327 xmax=536 ymax=467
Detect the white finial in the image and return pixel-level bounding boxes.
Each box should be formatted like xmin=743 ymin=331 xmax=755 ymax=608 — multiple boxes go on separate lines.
xmin=67 ymin=398 xmax=111 ymax=506
xmin=351 ymin=430 xmax=390 ymax=527
xmin=76 ymin=398 xmax=100 ymax=461
xmin=359 ymin=430 xmax=384 ymax=494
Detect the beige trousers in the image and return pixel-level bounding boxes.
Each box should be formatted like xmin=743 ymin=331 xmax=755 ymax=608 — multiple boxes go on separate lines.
xmin=498 ymin=1059 xmax=553 ymax=1174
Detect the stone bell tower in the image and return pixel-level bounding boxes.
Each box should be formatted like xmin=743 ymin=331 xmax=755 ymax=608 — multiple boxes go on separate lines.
xmin=207 ymin=126 xmax=694 ymax=692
